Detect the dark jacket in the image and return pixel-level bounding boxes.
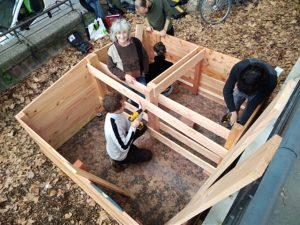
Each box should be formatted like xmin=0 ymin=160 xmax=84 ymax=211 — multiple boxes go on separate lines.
xmin=146 ymin=55 xmax=173 ymax=83
xmin=223 ymin=58 xmax=277 ymax=125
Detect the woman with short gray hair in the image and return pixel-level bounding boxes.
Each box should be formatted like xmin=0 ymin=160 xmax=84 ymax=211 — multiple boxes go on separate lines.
xmin=107 ymin=19 xmax=149 ymax=86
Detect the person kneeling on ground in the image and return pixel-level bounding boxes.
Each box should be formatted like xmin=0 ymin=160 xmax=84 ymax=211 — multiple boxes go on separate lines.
xmin=222 ymin=58 xmax=277 ymax=128
xmin=147 ymin=42 xmax=173 ymax=96
xmin=103 ymin=92 xmax=152 ymax=172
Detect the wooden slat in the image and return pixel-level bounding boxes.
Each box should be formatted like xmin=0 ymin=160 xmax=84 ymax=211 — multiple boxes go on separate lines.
xmin=87 ymin=64 xmax=228 ymax=159
xmin=165 ymin=135 xmax=282 ymax=225
xmin=224 ymin=104 xmax=262 ymax=150
xmin=158 ymin=94 xmax=230 ymax=140
xmin=73 ymin=166 xmax=130 ymax=197
xmin=149 ymin=47 xmax=200 ymax=85
xmin=153 ymin=49 xmax=205 ymax=96
xmin=148 ymin=127 xmax=216 ymax=174
xmin=160 ymin=123 xmax=221 ymax=164
xmin=124 ymin=103 xmax=222 ymax=164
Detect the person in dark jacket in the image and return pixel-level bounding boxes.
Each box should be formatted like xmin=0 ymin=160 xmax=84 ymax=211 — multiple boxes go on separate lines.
xmin=147 ymin=42 xmax=173 ymax=96
xmin=223 ymin=58 xmax=277 ymax=127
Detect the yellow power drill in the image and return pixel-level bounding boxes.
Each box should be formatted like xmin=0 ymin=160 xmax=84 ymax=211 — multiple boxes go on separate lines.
xmin=128 ymin=109 xmax=144 ymax=130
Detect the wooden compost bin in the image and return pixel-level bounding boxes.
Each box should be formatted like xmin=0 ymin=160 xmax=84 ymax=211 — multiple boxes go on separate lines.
xmin=16 ymin=27 xmax=293 ymax=224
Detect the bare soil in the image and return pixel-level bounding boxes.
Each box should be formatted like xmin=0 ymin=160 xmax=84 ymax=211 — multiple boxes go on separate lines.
xmin=1 ymin=1 xmax=300 ymax=224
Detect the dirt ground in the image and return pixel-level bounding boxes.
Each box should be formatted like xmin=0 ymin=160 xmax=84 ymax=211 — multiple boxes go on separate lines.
xmin=1 ymin=0 xmax=300 ymax=224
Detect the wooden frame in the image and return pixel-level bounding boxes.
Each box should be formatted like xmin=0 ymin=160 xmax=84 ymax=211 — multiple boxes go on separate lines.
xmin=15 ymin=28 xmax=296 ymax=224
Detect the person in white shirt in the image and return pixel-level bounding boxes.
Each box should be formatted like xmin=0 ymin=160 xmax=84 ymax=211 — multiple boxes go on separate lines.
xmin=103 ymin=92 xmax=152 ymax=172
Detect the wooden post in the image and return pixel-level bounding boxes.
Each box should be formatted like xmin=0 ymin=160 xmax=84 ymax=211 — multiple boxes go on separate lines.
xmin=144 ymin=84 xmax=160 ymax=131
xmin=86 ymin=53 xmax=108 ymax=102
xmin=135 ymin=24 xmax=144 ymax=42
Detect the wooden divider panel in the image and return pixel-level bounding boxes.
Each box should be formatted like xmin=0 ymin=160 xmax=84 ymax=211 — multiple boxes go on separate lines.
xmin=20 ymin=58 xmax=100 ymax=149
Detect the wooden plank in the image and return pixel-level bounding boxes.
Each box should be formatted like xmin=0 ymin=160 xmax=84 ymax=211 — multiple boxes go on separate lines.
xmin=224 ymin=104 xmax=262 ymax=150
xmin=148 ymin=127 xmax=216 ymax=174
xmin=124 ymin=103 xmax=222 ymax=164
xmin=135 ymin=24 xmax=144 ymax=42
xmin=165 ymin=135 xmax=282 ymax=225
xmin=158 ymin=94 xmax=230 ymax=140
xmin=203 ymin=49 xmax=240 ymax=82
xmin=94 ymin=42 xmax=112 ymax=63
xmin=149 ymin=47 xmax=200 ymax=85
xmin=153 ymin=49 xmax=205 ymax=96
xmin=192 ymin=60 xmax=202 ymax=95
xmin=15 ymin=115 xmax=138 ymax=225
xmin=73 ymin=166 xmax=130 ymax=197
xmin=145 ymin=84 xmax=160 ymax=130
xmin=97 ymin=61 xmax=146 ymax=95
xmin=20 ymin=58 xmax=100 ymax=149
xmin=87 ymin=64 xmax=228 ymax=159
xmin=160 ymin=123 xmax=221 ymax=164
xmin=86 ymin=53 xmax=108 ymax=99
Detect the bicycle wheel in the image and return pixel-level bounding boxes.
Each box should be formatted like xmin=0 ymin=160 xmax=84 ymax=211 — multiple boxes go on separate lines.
xmin=200 ymin=0 xmax=232 ymax=25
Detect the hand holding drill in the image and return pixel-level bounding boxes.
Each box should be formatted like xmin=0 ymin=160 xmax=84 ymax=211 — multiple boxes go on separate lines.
xmin=128 ymin=109 xmax=144 ymax=130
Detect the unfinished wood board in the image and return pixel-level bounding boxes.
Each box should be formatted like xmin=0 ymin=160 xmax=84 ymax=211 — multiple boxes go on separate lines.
xmin=165 ymin=135 xmax=282 ymax=225
xmin=19 ymin=58 xmax=101 ymax=149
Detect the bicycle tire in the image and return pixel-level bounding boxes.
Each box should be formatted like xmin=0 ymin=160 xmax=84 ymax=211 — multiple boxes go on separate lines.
xmin=200 ymin=0 xmax=232 ymax=25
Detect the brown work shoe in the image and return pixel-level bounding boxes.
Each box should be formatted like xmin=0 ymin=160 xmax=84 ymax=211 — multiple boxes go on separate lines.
xmin=111 ymin=160 xmax=126 ymax=172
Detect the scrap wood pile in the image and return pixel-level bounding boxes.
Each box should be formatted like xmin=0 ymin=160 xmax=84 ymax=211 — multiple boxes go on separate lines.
xmin=0 ymin=0 xmax=299 ymax=224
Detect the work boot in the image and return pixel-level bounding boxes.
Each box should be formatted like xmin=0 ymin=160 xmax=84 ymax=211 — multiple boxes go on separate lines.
xmin=110 ymin=160 xmax=126 ymax=172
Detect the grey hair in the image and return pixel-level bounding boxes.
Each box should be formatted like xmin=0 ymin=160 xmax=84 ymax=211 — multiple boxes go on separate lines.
xmin=109 ymin=19 xmax=131 ymax=42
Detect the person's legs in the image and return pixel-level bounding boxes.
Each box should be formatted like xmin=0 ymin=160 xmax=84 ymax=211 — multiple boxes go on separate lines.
xmin=118 ymin=144 xmax=152 ymax=164
xmin=167 ymin=26 xmax=175 ymax=36
xmin=233 ymin=88 xmax=247 ymax=112
xmin=86 ymin=0 xmax=105 ymax=18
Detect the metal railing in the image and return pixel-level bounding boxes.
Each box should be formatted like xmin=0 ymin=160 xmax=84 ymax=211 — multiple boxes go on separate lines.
xmin=0 ymin=0 xmax=75 ymax=48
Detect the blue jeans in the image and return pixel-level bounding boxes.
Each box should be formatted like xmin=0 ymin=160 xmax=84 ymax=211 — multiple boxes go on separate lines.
xmin=233 ymin=88 xmax=256 ymax=112
xmin=86 ymin=0 xmax=105 ymax=18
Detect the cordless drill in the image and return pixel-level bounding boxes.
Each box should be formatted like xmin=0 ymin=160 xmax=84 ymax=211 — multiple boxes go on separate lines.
xmin=128 ymin=109 xmax=144 ymax=130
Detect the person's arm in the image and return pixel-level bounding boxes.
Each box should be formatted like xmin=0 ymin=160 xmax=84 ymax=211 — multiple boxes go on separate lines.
xmin=107 ymin=55 xmax=126 ymax=80
xmin=223 ymin=64 xmax=239 ymax=113
xmin=109 ymin=118 xmax=137 ymax=153
xmin=145 ymin=17 xmax=153 ymax=32
xmin=239 ymin=73 xmax=277 ymax=125
xmin=160 ymin=0 xmax=173 ymax=36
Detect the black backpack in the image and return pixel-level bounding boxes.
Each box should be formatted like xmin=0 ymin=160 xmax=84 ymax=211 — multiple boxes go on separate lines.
xmin=67 ymin=31 xmax=93 ymax=54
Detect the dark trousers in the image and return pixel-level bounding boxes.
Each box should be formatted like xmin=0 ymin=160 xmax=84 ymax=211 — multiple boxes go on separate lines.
xmin=115 ymin=125 xmax=152 ymax=165
xmin=167 ymin=26 xmax=175 ymax=36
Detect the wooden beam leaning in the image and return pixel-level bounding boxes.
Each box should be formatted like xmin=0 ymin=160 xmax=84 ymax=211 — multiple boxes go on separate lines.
xmin=153 ymin=49 xmax=206 ymax=96
xmin=87 ymin=64 xmax=227 ymax=164
xmin=148 ymin=127 xmax=216 ymax=174
xmin=165 ymin=135 xmax=282 ymax=225
xmin=158 ymin=94 xmax=230 ymax=140
xmin=71 ymin=166 xmax=130 ymax=197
